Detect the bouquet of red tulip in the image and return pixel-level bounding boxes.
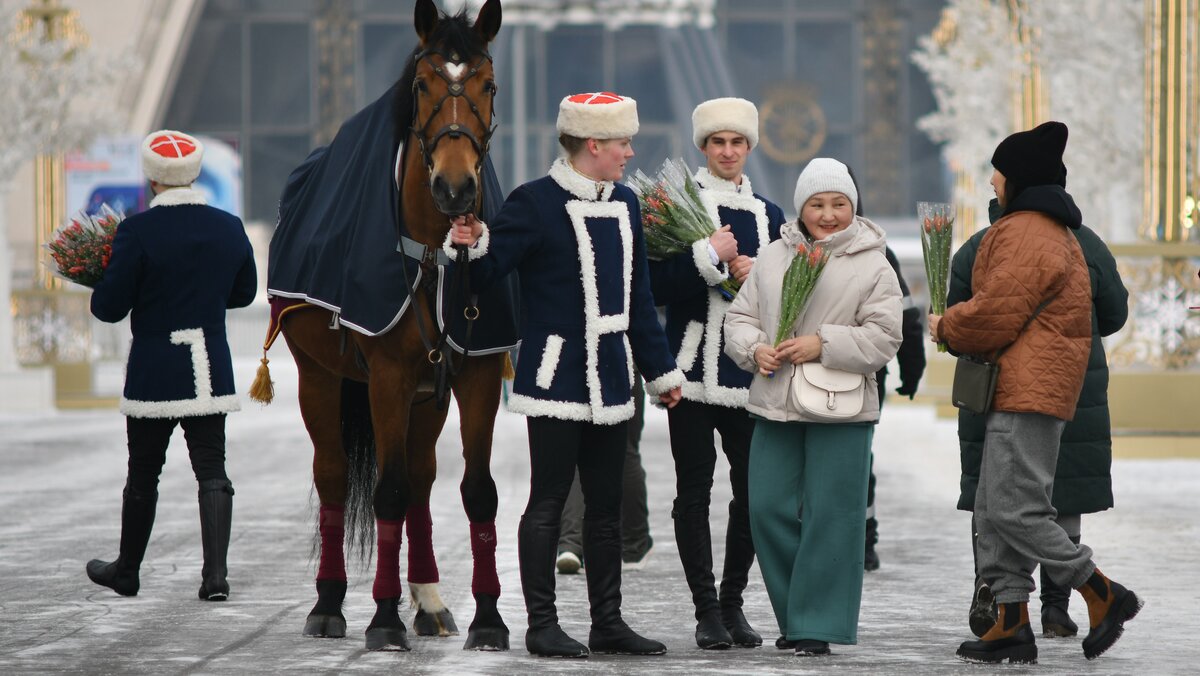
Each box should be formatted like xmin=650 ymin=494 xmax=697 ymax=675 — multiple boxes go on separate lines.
xmin=918 ymin=201 xmax=954 ymax=352
xmin=631 ymin=158 xmax=739 ymax=299
xmin=774 ymin=241 xmax=830 ymax=346
xmin=46 ymin=204 xmax=124 ymax=288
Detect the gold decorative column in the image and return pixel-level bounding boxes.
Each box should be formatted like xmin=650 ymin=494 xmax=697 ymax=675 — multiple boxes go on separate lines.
xmin=1006 ymin=0 xmax=1048 ymax=132
xmin=1142 ymin=0 xmax=1200 ymax=242
xmin=33 ymin=155 xmax=65 ymax=290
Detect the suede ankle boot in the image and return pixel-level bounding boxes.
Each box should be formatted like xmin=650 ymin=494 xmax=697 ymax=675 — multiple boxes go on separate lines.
xmin=1076 ymin=569 xmax=1142 ymax=659
xmin=956 ymin=601 xmax=1038 ymax=664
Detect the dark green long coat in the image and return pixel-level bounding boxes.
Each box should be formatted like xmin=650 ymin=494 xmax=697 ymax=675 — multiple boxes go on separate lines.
xmin=950 ymin=200 xmax=1129 ymax=515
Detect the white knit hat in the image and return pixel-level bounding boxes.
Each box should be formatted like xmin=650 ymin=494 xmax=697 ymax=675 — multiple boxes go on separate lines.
xmin=692 ymin=97 xmax=759 ymax=149
xmin=142 ymin=130 xmax=204 ymax=186
xmin=556 ymin=92 xmax=639 ymax=140
xmin=793 ymin=158 xmax=858 ymax=216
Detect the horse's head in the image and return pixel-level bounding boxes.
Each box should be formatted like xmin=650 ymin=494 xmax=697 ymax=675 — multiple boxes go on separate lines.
xmin=408 ymin=0 xmax=502 ymax=217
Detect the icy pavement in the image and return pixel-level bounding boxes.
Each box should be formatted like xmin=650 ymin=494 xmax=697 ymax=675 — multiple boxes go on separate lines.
xmin=1 ymin=359 xmax=1197 ymax=674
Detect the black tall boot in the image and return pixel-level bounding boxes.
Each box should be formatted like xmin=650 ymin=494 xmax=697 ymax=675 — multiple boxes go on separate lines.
xmin=864 ymin=517 xmax=881 ymax=571
xmin=673 ymin=509 xmax=732 ymax=649
xmin=198 ymin=479 xmax=234 ymax=601
xmin=519 ymin=515 xmax=588 ymax=657
xmin=1040 ymin=535 xmax=1080 ymax=637
xmin=718 ymin=501 xmax=760 ymax=647
xmin=87 ymin=486 xmax=157 ymax=596
xmin=584 ymin=519 xmax=666 ymax=655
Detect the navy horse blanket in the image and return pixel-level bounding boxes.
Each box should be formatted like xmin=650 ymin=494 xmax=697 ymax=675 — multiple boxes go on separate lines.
xmin=266 ymin=82 xmax=519 ymax=354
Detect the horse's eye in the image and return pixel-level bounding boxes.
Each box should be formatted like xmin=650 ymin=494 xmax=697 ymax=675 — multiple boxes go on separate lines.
xmin=484 ymin=81 xmax=497 ymax=95
xmin=415 ymin=80 xmax=429 ymax=94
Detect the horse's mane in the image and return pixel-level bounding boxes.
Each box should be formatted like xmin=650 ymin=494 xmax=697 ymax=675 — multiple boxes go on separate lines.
xmin=392 ymin=9 xmax=491 ymax=148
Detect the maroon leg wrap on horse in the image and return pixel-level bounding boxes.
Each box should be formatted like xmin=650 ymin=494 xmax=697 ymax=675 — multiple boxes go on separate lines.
xmin=405 ymin=504 xmax=440 ymax=584
xmin=372 ymin=519 xmax=404 ymax=599
xmin=316 ymin=504 xmax=346 ymax=581
xmin=470 ymin=521 xmax=501 ymax=597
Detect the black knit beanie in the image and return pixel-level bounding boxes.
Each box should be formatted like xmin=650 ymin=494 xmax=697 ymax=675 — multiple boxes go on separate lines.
xmin=991 ymin=121 xmax=1069 ymax=196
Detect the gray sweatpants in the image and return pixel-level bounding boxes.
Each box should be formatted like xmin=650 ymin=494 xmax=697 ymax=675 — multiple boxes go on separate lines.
xmin=976 ymin=411 xmax=1096 ymax=603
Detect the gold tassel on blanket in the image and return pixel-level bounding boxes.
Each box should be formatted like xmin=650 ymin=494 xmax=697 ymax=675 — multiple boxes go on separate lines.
xmin=248 ymin=353 xmax=275 ymax=404
xmin=502 ymin=352 xmax=515 ymax=381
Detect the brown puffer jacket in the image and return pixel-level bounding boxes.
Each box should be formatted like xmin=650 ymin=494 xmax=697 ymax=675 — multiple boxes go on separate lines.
xmin=940 ymin=205 xmax=1091 ymax=421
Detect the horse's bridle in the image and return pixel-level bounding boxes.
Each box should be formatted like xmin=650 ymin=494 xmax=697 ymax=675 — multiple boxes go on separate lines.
xmin=409 ymin=47 xmax=497 ymax=175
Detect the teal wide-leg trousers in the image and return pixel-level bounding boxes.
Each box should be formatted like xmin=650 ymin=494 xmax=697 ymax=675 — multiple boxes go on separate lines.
xmin=747 ymin=419 xmax=872 ymax=644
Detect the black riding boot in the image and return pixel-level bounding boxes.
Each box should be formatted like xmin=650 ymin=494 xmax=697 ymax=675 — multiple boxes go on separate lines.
xmin=87 ymin=486 xmax=157 ymax=596
xmin=1040 ymin=535 xmax=1080 ymax=637
xmin=864 ymin=517 xmax=880 ymax=571
xmin=198 ymin=479 xmax=234 ymax=601
xmin=585 ymin=519 xmax=666 ymax=655
xmin=519 ymin=515 xmax=588 ymax=657
xmin=718 ymin=501 xmax=760 ymax=647
xmin=673 ymin=509 xmax=732 ymax=649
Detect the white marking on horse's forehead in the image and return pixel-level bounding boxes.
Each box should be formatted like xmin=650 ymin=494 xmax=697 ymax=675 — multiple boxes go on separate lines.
xmin=445 ymin=62 xmax=467 ymax=81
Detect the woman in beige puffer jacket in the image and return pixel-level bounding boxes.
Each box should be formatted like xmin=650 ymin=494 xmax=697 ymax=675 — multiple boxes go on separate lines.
xmin=722 ymin=158 xmax=901 ymax=655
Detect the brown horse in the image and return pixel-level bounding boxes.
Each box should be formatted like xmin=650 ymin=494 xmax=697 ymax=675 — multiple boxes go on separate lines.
xmin=271 ymin=0 xmax=508 ymax=652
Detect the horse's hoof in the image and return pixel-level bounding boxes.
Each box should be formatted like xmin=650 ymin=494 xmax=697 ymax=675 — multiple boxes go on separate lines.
xmin=303 ymin=613 xmax=347 ymax=638
xmin=463 ymin=626 xmax=510 ymax=651
xmin=365 ymin=626 xmax=411 ymax=651
xmin=414 ymin=607 xmax=459 ymax=637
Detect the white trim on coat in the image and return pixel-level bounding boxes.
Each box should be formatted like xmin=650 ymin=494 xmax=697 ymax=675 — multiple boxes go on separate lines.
xmin=120 ymin=327 xmax=242 ymax=419
xmin=691 ymin=238 xmax=728 ymax=286
xmin=442 ymin=221 xmax=490 ymax=261
xmin=536 ymin=334 xmax=565 ymax=390
xmin=698 ymin=291 xmax=749 ymax=408
xmin=149 ymin=187 xmax=207 ymax=208
xmin=549 ymin=158 xmax=614 ymax=202
xmin=565 ymin=198 xmax=635 ymax=425
xmin=676 ymin=320 xmax=704 ymax=373
xmin=643 ymin=367 xmax=685 ymax=396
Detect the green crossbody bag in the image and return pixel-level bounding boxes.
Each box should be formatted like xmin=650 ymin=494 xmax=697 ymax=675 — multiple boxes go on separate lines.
xmin=950 ymin=295 xmax=1056 ymax=415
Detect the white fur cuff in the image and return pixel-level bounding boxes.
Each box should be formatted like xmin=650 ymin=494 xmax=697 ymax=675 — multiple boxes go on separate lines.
xmin=692 ymin=238 xmax=728 ymax=286
xmin=442 ymin=221 xmax=490 ymax=262
xmin=643 ymin=368 xmax=685 ymax=396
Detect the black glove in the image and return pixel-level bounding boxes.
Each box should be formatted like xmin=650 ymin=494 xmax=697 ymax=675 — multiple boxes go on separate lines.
xmin=894 ymin=382 xmax=918 ymax=400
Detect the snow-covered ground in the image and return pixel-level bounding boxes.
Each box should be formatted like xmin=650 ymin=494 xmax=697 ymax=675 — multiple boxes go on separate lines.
xmin=2 ymin=359 xmax=1196 ymax=674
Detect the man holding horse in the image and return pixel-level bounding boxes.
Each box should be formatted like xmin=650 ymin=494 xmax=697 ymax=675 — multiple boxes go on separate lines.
xmin=647 ymin=97 xmax=785 ymax=650
xmin=450 ymin=91 xmax=684 ymax=658
xmin=87 ymin=130 xmax=257 ymax=602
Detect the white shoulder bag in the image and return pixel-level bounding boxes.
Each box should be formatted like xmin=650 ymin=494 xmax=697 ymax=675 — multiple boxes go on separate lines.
xmin=790 ymin=362 xmax=865 ymax=419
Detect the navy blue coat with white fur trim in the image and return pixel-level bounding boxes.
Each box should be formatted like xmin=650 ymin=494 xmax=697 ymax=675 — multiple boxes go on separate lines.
xmin=648 ymin=169 xmax=784 ymax=408
xmin=90 ymin=188 xmax=257 ymax=419
xmin=457 ymin=158 xmax=684 ymax=425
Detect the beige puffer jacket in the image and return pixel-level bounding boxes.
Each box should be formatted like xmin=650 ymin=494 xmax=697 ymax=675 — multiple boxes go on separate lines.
xmin=723 ymin=217 xmax=903 ymax=423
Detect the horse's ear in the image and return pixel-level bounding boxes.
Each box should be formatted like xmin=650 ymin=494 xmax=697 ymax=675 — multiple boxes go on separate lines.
xmin=473 ymin=0 xmax=502 ymax=44
xmin=414 ymin=0 xmax=439 ymax=45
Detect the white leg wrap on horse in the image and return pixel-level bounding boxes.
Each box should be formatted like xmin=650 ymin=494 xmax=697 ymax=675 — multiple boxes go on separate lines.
xmin=410 ymin=582 xmax=447 ymax=613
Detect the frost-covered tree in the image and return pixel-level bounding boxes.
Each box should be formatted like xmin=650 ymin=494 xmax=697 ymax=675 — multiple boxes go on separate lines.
xmin=912 ymin=0 xmax=1144 ymax=240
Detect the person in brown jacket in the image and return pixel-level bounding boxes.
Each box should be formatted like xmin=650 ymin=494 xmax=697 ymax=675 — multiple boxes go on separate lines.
xmin=928 ymin=122 xmax=1141 ymax=665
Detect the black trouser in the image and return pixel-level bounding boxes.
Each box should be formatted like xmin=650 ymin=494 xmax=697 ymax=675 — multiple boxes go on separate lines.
xmin=559 ymin=376 xmax=649 ymax=560
xmin=666 ymin=400 xmax=753 ymax=517
xmin=521 ymin=416 xmax=627 ymax=629
xmin=126 ymin=414 xmax=228 ymax=495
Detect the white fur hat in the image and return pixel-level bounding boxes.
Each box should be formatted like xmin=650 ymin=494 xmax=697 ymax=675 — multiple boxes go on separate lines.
xmin=556 ymin=92 xmax=639 ymax=140
xmin=141 ymin=130 xmax=204 ymax=186
xmin=793 ymin=158 xmax=858 ymax=216
xmin=692 ymin=97 xmax=759 ymax=149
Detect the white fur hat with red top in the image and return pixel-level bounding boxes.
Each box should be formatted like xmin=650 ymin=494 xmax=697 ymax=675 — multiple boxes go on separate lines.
xmin=141 ymin=130 xmax=204 ymax=186
xmin=556 ymin=92 xmax=639 ymax=140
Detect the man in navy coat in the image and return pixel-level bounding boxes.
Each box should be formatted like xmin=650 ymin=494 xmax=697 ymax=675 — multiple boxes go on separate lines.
xmin=86 ymin=130 xmax=257 ymax=602
xmin=649 ymin=97 xmax=785 ymax=649
xmin=450 ymin=92 xmax=683 ymax=658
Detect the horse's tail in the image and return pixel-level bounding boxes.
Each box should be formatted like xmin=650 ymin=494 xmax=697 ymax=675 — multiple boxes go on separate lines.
xmin=340 ymin=378 xmax=378 ymax=563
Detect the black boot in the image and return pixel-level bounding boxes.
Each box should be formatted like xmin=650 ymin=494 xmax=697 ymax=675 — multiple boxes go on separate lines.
xmin=584 ymin=519 xmax=666 ymax=655
xmin=864 ymin=517 xmax=880 ymax=571
xmin=674 ymin=509 xmax=732 ymax=649
xmin=519 ymin=516 xmax=588 ymax=658
xmin=718 ymin=501 xmax=761 ymax=647
xmin=1040 ymin=535 xmax=1080 ymax=637
xmin=87 ymin=486 xmax=157 ymax=597
xmin=198 ymin=479 xmax=234 ymax=601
